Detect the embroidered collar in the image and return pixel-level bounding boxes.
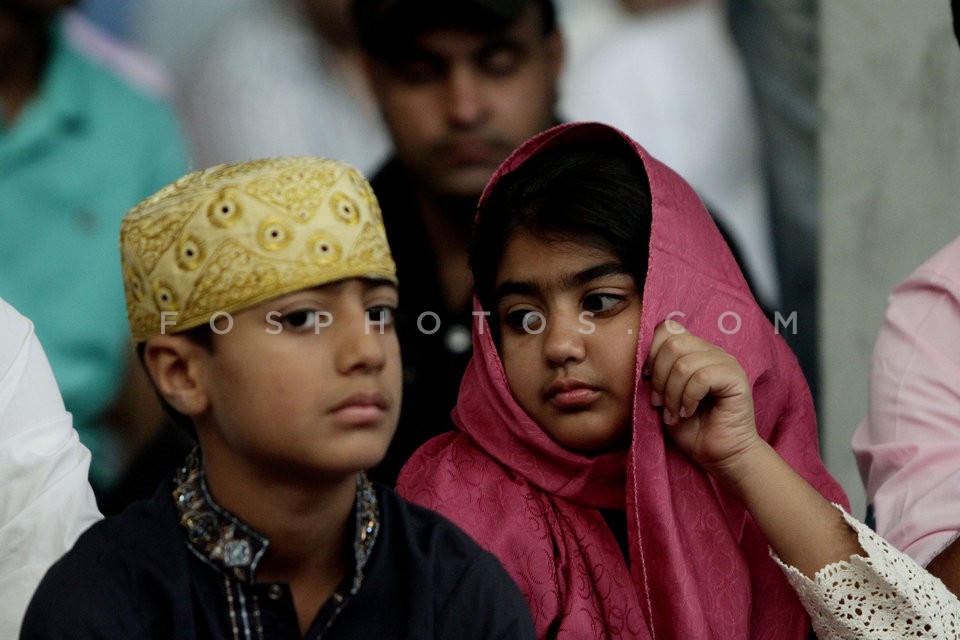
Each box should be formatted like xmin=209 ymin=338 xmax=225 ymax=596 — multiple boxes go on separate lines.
xmin=172 ymin=448 xmax=380 ymax=590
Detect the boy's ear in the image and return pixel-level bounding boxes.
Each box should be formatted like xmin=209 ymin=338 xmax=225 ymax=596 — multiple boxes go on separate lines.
xmin=142 ymin=335 xmax=210 ymax=417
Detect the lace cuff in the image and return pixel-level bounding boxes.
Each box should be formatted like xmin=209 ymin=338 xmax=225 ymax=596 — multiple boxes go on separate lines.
xmin=771 ymin=503 xmax=959 ymax=640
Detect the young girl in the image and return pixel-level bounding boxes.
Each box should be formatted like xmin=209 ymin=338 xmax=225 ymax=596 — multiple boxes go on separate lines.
xmin=396 ymin=122 xmax=848 ymax=638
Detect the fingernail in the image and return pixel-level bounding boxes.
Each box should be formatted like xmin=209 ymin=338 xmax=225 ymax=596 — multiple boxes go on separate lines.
xmin=679 ymin=405 xmax=689 ymax=419
xmin=650 ymin=390 xmax=663 ymax=407
xmin=663 ymin=409 xmax=673 ymax=425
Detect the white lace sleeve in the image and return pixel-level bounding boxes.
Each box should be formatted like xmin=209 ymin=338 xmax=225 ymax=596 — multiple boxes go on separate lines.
xmin=771 ymin=503 xmax=960 ymax=639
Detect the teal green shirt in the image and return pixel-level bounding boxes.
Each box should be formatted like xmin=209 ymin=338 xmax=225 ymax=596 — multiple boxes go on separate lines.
xmin=0 ymin=15 xmax=188 ymax=488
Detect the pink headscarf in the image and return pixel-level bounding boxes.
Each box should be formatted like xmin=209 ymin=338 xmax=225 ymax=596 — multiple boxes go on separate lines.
xmin=397 ymin=122 xmax=848 ymax=639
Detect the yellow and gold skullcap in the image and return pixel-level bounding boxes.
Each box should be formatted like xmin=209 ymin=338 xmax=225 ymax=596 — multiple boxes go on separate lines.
xmin=121 ymin=157 xmax=397 ymax=342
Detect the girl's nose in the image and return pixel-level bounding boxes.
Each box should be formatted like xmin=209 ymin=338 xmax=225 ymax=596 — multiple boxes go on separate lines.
xmin=542 ymin=313 xmax=587 ymax=367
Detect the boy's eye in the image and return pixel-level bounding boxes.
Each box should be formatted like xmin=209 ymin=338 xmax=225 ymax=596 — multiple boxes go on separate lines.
xmin=280 ymin=309 xmax=324 ymax=331
xmin=504 ymin=308 xmax=544 ymax=333
xmin=366 ymin=305 xmax=396 ymax=327
xmin=584 ymin=293 xmax=624 ymax=315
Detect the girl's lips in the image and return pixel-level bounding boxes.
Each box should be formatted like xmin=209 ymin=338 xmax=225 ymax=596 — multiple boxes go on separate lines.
xmin=546 ymin=379 xmax=602 ymax=410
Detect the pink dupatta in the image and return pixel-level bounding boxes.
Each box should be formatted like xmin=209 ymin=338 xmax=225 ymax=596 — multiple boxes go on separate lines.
xmin=397 ymin=123 xmax=848 ymax=639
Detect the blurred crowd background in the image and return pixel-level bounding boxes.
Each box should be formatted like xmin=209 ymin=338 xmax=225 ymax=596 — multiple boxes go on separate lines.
xmin=12 ymin=0 xmax=960 ymax=517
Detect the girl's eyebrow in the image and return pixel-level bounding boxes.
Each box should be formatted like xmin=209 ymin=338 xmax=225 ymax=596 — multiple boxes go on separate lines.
xmin=494 ymin=262 xmax=628 ymax=303
xmin=567 ymin=263 xmax=629 ymax=287
xmin=493 ymin=279 xmax=537 ymax=303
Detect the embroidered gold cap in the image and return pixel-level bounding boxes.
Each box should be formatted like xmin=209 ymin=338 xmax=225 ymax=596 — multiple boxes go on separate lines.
xmin=121 ymin=157 xmax=397 ymax=342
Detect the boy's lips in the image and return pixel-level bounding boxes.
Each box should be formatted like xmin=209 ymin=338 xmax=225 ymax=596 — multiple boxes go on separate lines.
xmin=545 ymin=379 xmax=601 ymax=410
xmin=329 ymin=392 xmax=389 ymax=424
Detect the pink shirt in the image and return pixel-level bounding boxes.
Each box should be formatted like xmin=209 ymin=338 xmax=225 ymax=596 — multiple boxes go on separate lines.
xmin=853 ymin=235 xmax=960 ymax=566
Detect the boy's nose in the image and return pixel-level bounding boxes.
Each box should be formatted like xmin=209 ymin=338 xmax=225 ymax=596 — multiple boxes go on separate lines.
xmin=335 ymin=313 xmax=388 ymax=374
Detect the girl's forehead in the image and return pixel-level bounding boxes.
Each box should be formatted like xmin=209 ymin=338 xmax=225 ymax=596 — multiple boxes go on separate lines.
xmin=495 ymin=234 xmax=632 ymax=294
xmin=499 ymin=232 xmax=620 ymax=269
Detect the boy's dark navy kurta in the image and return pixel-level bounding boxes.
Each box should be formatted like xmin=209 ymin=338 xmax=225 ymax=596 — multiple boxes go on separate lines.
xmin=20 ymin=455 xmax=535 ymax=640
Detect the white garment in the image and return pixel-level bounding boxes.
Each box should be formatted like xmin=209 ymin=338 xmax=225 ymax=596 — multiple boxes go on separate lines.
xmin=181 ymin=0 xmax=391 ymax=176
xmin=0 ymin=297 xmax=102 ymax=639
xmin=65 ymin=9 xmax=174 ymax=100
xmin=560 ymin=0 xmax=779 ymax=308
xmin=774 ymin=504 xmax=960 ymax=640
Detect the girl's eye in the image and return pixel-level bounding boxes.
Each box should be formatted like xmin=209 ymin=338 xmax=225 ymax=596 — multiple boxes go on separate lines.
xmin=366 ymin=305 xmax=396 ymax=328
xmin=584 ymin=293 xmax=624 ymax=314
xmin=504 ymin=308 xmax=544 ymax=333
xmin=280 ymin=309 xmax=322 ymax=331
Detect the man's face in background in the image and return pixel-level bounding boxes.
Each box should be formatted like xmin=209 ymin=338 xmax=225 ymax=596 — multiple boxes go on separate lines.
xmin=366 ymin=3 xmax=563 ymax=200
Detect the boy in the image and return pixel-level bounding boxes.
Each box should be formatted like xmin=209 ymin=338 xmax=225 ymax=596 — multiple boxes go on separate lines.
xmin=20 ymin=157 xmax=535 ymax=639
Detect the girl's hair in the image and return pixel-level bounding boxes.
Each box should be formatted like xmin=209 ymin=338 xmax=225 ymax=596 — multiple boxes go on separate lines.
xmin=469 ymin=140 xmax=653 ymax=323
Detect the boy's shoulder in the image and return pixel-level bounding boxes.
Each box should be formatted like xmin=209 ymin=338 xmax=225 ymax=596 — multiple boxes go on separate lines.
xmin=375 ymin=481 xmax=496 ymax=566
xmin=42 ymin=478 xmax=179 ymax=576
xmin=361 ymin=484 xmax=536 ymax=639
xmin=20 ymin=479 xmax=189 ymax=638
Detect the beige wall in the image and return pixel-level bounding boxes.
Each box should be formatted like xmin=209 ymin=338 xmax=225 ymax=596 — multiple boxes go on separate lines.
xmin=820 ymin=0 xmax=960 ymax=517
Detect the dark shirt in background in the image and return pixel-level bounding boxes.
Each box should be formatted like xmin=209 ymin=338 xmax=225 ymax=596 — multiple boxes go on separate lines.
xmin=370 ymin=159 xmax=475 ymax=487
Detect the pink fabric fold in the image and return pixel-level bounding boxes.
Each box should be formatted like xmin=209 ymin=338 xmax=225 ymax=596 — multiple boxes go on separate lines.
xmin=398 ymin=122 xmax=848 ymax=639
